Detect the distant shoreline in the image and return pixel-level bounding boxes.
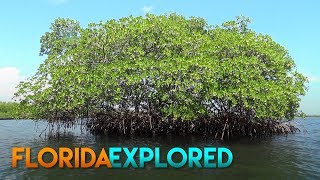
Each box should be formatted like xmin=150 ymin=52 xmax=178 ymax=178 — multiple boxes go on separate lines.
xmin=0 ymin=118 xmax=14 ymax=120
xmin=0 ymin=117 xmax=14 ymax=120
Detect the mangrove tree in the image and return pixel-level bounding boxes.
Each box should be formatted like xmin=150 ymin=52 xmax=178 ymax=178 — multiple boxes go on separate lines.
xmin=14 ymin=14 xmax=308 ymax=139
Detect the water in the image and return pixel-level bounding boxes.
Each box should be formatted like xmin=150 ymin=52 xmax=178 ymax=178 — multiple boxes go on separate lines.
xmin=0 ymin=118 xmax=319 ymax=179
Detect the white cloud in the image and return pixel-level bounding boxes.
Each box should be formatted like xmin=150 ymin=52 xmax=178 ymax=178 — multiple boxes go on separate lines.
xmin=0 ymin=67 xmax=25 ymax=102
xmin=307 ymin=75 xmax=320 ymax=83
xmin=303 ymin=73 xmax=320 ymax=83
xmin=142 ymin=5 xmax=153 ymax=13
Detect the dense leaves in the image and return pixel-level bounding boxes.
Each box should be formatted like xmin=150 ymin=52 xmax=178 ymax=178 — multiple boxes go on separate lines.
xmin=0 ymin=102 xmax=24 ymax=119
xmin=14 ymin=14 xmax=307 ymax=139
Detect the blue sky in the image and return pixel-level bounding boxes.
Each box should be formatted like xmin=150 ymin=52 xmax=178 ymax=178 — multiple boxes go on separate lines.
xmin=0 ymin=0 xmax=319 ymax=114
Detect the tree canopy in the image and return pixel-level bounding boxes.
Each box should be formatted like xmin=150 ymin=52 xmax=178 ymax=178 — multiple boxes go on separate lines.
xmin=14 ymin=14 xmax=307 ymax=138
xmin=0 ymin=102 xmax=22 ymax=119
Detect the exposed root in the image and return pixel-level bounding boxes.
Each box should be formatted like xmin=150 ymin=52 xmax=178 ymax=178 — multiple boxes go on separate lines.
xmin=82 ymin=112 xmax=298 ymax=140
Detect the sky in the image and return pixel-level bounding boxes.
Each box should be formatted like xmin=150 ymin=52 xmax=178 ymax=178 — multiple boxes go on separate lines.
xmin=0 ymin=0 xmax=319 ymax=115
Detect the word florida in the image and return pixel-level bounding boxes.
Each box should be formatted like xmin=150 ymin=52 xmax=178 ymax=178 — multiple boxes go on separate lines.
xmin=12 ymin=147 xmax=233 ymax=169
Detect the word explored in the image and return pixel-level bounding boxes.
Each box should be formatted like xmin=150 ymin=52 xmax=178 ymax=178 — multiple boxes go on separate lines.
xmin=12 ymin=147 xmax=233 ymax=168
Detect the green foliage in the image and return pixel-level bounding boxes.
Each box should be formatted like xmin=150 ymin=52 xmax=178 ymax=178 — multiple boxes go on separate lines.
xmin=14 ymin=14 xmax=307 ymax=124
xmin=0 ymin=102 xmax=25 ymax=119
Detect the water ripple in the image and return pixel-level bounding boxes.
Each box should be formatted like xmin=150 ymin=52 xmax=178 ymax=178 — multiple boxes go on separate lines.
xmin=0 ymin=118 xmax=319 ymax=179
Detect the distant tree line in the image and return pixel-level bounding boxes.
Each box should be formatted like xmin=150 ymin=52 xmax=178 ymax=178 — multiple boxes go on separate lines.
xmin=0 ymin=102 xmax=23 ymax=119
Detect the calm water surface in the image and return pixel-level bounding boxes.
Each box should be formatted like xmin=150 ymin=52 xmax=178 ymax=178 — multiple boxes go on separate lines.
xmin=0 ymin=118 xmax=319 ymax=179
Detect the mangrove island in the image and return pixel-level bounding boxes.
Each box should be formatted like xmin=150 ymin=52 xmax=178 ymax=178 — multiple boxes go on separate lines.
xmin=13 ymin=14 xmax=307 ymax=140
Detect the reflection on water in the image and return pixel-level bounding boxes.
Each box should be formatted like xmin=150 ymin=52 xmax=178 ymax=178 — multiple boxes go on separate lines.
xmin=0 ymin=118 xmax=319 ymax=179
